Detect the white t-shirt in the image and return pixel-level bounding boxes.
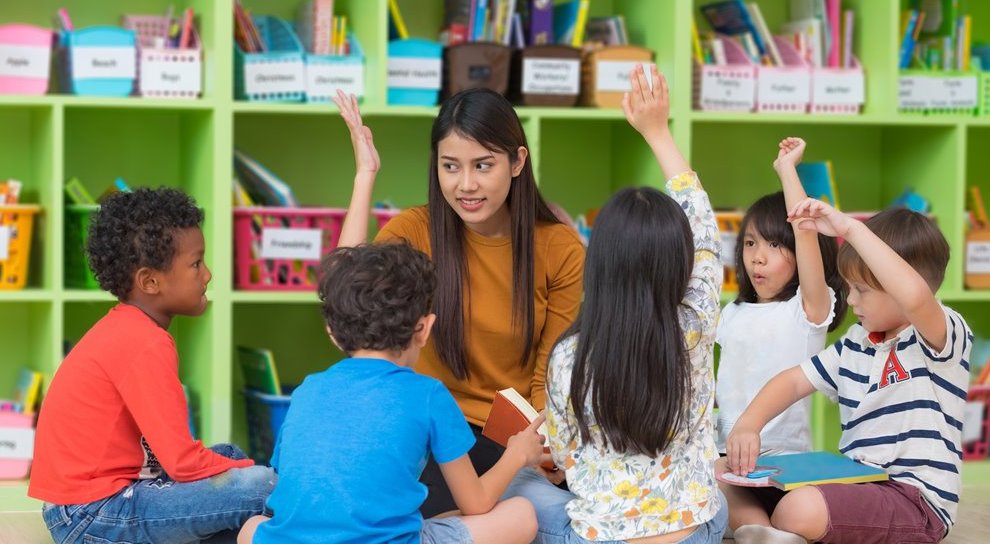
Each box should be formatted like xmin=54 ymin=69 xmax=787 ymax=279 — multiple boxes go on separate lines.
xmin=715 ymin=287 xmax=836 ymax=454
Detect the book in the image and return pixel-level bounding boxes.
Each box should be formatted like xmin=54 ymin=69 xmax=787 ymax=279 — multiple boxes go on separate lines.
xmin=64 ymin=177 xmax=96 ymax=205
xmin=482 ymin=387 xmax=556 ymax=471
xmin=527 ymin=0 xmax=554 ymax=46
xmin=747 ymin=3 xmax=782 ymax=66
xmin=13 ymin=368 xmax=42 ymax=414
xmin=716 ymin=451 xmax=889 ymax=491
xmin=388 ymin=0 xmax=409 ymax=40
xmin=700 ymin=0 xmax=765 ymax=56
xmin=233 ymin=150 xmax=299 ymax=207
xmin=552 ymin=0 xmax=581 ymax=46
xmin=237 ymin=346 xmax=282 ymax=395
xmin=796 ymin=161 xmax=840 ymax=210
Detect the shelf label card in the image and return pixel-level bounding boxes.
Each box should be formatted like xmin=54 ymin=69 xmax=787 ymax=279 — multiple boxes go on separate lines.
xmin=72 ymin=46 xmax=136 ymax=80
xmin=929 ymin=76 xmax=978 ymax=109
xmin=963 ymin=401 xmax=985 ymax=444
xmin=595 ymin=61 xmax=656 ymax=92
xmin=0 ymin=226 xmax=9 ymax=260
xmin=388 ymin=57 xmax=442 ymax=90
xmin=307 ymin=62 xmax=364 ymax=99
xmin=0 ymin=44 xmax=51 ymax=79
xmin=759 ymin=69 xmax=811 ymax=104
xmin=898 ymin=75 xmax=932 ymax=109
xmin=0 ymin=428 xmax=34 ymax=460
xmin=700 ymin=69 xmax=756 ymax=111
xmin=244 ymin=59 xmax=305 ymax=95
xmin=966 ymin=240 xmax=990 ymax=274
xmin=141 ymin=57 xmax=201 ymax=94
xmin=813 ymin=70 xmax=864 ymax=105
xmin=522 ymin=58 xmax=580 ymax=95
xmin=261 ymin=228 xmax=322 ymax=260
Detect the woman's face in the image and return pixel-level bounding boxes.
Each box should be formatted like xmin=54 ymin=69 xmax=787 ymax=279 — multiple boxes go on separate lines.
xmin=437 ymin=132 xmax=527 ymax=238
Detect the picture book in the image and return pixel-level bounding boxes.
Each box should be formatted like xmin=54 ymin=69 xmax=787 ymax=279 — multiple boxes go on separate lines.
xmin=526 ymin=0 xmax=554 ymax=46
xmin=233 ymin=150 xmax=299 ymax=207
xmin=237 ymin=346 xmax=282 ymax=395
xmin=699 ymin=0 xmax=765 ymax=56
xmin=13 ymin=368 xmax=43 ymax=415
xmin=796 ymin=161 xmax=840 ymax=210
xmin=716 ymin=451 xmax=888 ymax=491
xmin=482 ymin=387 xmax=555 ymax=471
xmin=64 ymin=177 xmax=96 ymax=205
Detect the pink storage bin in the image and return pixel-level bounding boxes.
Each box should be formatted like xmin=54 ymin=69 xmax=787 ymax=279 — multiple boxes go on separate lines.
xmin=756 ymin=36 xmax=811 ymax=114
xmin=963 ymin=385 xmax=990 ymax=461
xmin=692 ymin=34 xmax=756 ymax=112
xmin=122 ymin=14 xmax=202 ymax=98
xmin=0 ymin=24 xmax=54 ymax=95
xmin=234 ymin=207 xmax=345 ymax=291
xmin=0 ymin=411 xmax=34 ymax=479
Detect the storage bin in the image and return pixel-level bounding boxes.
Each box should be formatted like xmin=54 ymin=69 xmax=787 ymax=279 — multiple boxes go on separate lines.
xmin=122 ymin=14 xmax=202 ymax=99
xmin=387 ymin=38 xmax=443 ymax=106
xmin=0 ymin=411 xmax=33 ymax=479
xmin=235 ymin=16 xmax=305 ymax=102
xmin=0 ymin=24 xmax=54 ymax=95
xmin=965 ymin=227 xmax=990 ymax=289
xmin=58 ymin=26 xmax=136 ymax=97
xmin=963 ymin=385 xmax=990 ymax=460
xmin=756 ymin=36 xmax=811 ymax=114
xmin=810 ymin=57 xmax=865 ymax=115
xmin=65 ymin=205 xmax=99 ymax=289
xmin=692 ymin=36 xmax=756 ymax=112
xmin=443 ymin=42 xmax=511 ymax=98
xmin=233 ymin=207 xmax=346 ymax=291
xmin=580 ymin=45 xmax=654 ymax=108
xmin=305 ymin=33 xmax=364 ymax=103
xmin=243 ymin=387 xmax=291 ymax=464
xmin=510 ymin=44 xmax=581 ymax=107
xmin=716 ymin=211 xmax=743 ymax=292
xmin=0 ymin=205 xmax=40 ymax=290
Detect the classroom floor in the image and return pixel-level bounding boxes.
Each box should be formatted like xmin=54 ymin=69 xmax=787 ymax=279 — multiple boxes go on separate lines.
xmin=2 ymin=484 xmax=988 ymax=543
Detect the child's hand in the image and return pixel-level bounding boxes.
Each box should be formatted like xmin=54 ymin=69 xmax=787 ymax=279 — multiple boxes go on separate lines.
xmin=333 ymin=90 xmax=380 ymax=177
xmin=505 ymin=413 xmax=548 ymax=468
xmin=725 ymin=426 xmax=761 ymax=476
xmin=787 ymin=197 xmax=853 ymax=239
xmin=621 ymin=64 xmax=670 ymax=142
xmin=773 ymin=137 xmax=806 ymax=171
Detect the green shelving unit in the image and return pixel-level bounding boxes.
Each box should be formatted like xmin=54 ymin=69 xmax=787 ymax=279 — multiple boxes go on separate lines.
xmin=1 ymin=0 xmax=989 ymax=512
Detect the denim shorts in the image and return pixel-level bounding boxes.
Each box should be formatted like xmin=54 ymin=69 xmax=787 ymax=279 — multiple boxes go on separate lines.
xmin=421 ymin=516 xmax=473 ymax=544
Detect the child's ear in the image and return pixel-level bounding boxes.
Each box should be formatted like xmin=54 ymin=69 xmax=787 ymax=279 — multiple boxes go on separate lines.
xmin=413 ymin=313 xmax=437 ymax=348
xmin=325 ymin=325 xmax=344 ymax=351
xmin=133 ymin=267 xmax=162 ymax=295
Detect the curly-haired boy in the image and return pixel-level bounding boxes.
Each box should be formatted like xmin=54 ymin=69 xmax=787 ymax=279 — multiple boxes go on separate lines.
xmin=30 ymin=187 xmax=276 ymax=543
xmin=238 ymin=242 xmax=546 ymax=544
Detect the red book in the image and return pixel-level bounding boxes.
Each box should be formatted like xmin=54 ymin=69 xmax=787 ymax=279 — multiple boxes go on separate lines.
xmin=482 ymin=388 xmax=557 ymax=472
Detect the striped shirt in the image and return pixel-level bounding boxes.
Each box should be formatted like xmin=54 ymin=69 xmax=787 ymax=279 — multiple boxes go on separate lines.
xmin=800 ymin=305 xmax=972 ymax=530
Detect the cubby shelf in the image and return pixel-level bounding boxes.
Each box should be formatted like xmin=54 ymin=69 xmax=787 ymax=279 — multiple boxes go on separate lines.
xmin=2 ymin=0 xmax=989 ymax=512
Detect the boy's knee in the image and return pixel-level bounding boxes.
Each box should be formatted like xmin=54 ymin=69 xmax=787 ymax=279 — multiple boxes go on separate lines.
xmin=771 ymin=486 xmax=827 ymax=539
xmin=504 ymin=497 xmax=537 ymax=540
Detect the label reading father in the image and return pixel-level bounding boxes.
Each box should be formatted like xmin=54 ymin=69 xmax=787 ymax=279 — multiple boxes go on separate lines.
xmin=595 ymin=61 xmax=656 ymax=92
xmin=388 ymin=57 xmax=442 ymax=90
xmin=307 ymin=62 xmax=364 ymax=98
xmin=261 ymin=228 xmax=322 ymax=260
xmin=72 ymin=46 xmax=136 ymax=80
xmin=0 ymin=44 xmax=51 ymax=79
xmin=245 ymin=60 xmax=305 ymax=95
xmin=522 ymin=58 xmax=580 ymax=95
xmin=759 ymin=69 xmax=810 ymax=103
xmin=141 ymin=57 xmax=201 ymax=94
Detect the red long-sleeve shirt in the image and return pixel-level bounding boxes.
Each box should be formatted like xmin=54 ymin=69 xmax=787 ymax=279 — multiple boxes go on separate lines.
xmin=29 ymin=304 xmax=252 ymax=505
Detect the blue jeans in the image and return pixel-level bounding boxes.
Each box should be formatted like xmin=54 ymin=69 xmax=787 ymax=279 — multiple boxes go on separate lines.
xmin=504 ymin=468 xmax=728 ymax=544
xmin=42 ymin=444 xmax=276 ymax=544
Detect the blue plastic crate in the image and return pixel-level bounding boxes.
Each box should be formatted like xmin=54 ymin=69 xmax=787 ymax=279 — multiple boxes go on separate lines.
xmin=387 ymin=38 xmax=443 ymax=106
xmin=305 ymin=33 xmax=364 ymax=103
xmin=243 ymin=387 xmax=292 ymax=464
xmin=59 ymin=26 xmax=137 ymax=96
xmin=235 ymin=16 xmax=305 ymax=102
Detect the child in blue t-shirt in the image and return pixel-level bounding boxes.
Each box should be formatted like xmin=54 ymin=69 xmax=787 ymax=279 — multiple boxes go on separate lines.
xmin=238 ymin=241 xmax=547 ymax=544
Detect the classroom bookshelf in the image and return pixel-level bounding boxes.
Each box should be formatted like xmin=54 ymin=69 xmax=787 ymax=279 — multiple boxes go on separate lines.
xmin=1 ymin=0 xmax=989 ymax=511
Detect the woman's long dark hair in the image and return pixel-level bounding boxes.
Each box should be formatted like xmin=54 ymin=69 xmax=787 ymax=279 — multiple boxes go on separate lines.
xmin=734 ymin=192 xmax=847 ymax=331
xmin=561 ymin=187 xmax=693 ymax=456
xmin=428 ymin=88 xmax=560 ymax=379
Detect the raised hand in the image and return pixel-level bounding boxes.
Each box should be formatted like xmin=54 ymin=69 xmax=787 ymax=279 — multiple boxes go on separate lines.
xmin=332 ymin=89 xmax=380 ymax=176
xmin=621 ymin=63 xmax=670 ymax=142
xmin=787 ymin=197 xmax=853 ymax=239
xmin=773 ymin=137 xmax=806 ymax=171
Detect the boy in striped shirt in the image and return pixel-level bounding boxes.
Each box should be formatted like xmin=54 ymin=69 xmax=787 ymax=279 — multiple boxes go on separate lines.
xmin=725 ymin=199 xmax=971 ymax=544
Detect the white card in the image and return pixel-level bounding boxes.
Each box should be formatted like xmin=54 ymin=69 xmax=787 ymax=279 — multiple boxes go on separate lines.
xmin=759 ymin=69 xmax=811 ymax=104
xmin=813 ymin=70 xmax=865 ymax=106
xmin=387 ymin=57 xmax=442 ymax=90
xmin=260 ymin=228 xmax=322 ymax=260
xmin=71 ymin=46 xmax=136 ymax=80
xmin=244 ymin=59 xmax=305 ymax=96
xmin=307 ymin=62 xmax=364 ymax=99
xmin=522 ymin=58 xmax=580 ymax=95
xmin=0 ymin=226 xmax=10 ymax=260
xmin=140 ymin=57 xmax=201 ymax=94
xmin=929 ymin=76 xmax=978 ymax=109
xmin=966 ymin=241 xmax=990 ymax=274
xmin=595 ymin=61 xmax=656 ymax=92
xmin=0 ymin=427 xmax=35 ymax=460
xmin=0 ymin=44 xmax=51 ymax=79
xmin=962 ymin=401 xmax=985 ymax=444
xmin=700 ymin=70 xmax=756 ymax=110
xmin=898 ymin=75 xmax=932 ymax=109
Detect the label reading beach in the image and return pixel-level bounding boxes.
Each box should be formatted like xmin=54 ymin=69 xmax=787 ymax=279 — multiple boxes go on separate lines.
xmin=700 ymin=71 xmax=755 ymax=110
xmin=966 ymin=241 xmax=990 ymax=274
xmin=307 ymin=62 xmax=364 ymax=98
xmin=759 ymin=70 xmax=810 ymax=104
xmin=522 ymin=58 xmax=580 ymax=95
xmin=72 ymin=46 xmax=136 ymax=79
xmin=595 ymin=61 xmax=655 ymax=92
xmin=929 ymin=76 xmax=977 ymax=109
xmin=388 ymin=57 xmax=442 ymax=90
xmin=141 ymin=57 xmax=201 ymax=94
xmin=0 ymin=44 xmax=51 ymax=79
xmin=0 ymin=428 xmax=34 ymax=460
xmin=0 ymin=226 xmax=9 ymax=260
xmin=813 ymin=70 xmax=864 ymax=105
xmin=898 ymin=75 xmax=932 ymax=109
xmin=245 ymin=60 xmax=304 ymax=95
xmin=261 ymin=228 xmax=322 ymax=260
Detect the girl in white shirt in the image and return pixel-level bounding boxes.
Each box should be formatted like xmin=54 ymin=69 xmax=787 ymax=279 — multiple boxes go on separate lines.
xmin=715 ymin=138 xmax=847 ymax=532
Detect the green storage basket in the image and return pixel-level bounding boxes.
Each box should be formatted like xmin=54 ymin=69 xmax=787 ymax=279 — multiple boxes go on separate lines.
xmin=65 ymin=204 xmax=100 ymax=289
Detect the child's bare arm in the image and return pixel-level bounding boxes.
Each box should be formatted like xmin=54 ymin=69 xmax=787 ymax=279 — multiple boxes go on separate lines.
xmin=333 ymin=90 xmax=381 ymax=248
xmin=622 ymin=64 xmax=690 ymax=180
xmin=789 ymin=198 xmax=946 ymax=351
xmin=774 ymin=138 xmax=832 ymax=325
xmin=439 ymin=415 xmax=546 ymax=515
xmin=726 ymin=366 xmax=816 ymax=475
